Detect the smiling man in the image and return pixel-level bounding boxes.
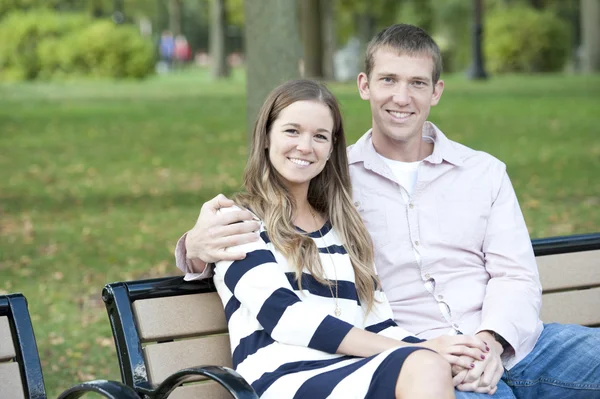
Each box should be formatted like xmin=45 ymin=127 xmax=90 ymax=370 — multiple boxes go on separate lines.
xmin=176 ymin=24 xmax=600 ymax=398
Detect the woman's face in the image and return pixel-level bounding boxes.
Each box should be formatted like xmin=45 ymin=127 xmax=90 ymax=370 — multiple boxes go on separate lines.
xmin=267 ymin=100 xmax=334 ymax=192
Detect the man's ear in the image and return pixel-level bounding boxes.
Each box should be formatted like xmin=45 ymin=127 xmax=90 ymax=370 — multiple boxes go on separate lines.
xmin=357 ymin=72 xmax=370 ymax=100
xmin=430 ymin=79 xmax=445 ymax=106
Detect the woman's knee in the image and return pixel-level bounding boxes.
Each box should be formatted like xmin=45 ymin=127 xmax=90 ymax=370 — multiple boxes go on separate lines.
xmin=395 ymin=349 xmax=454 ymax=398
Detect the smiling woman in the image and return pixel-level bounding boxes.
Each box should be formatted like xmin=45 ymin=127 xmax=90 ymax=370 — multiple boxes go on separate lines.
xmin=266 ymin=100 xmax=333 ymax=196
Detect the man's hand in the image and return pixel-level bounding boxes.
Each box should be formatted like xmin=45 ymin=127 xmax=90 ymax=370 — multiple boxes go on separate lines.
xmin=453 ymin=331 xmax=504 ymax=395
xmin=420 ymin=335 xmax=489 ymax=371
xmin=185 ymin=194 xmax=260 ymax=265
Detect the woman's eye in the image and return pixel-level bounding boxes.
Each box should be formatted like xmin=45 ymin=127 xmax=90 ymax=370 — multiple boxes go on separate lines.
xmin=284 ymin=129 xmax=298 ymax=134
xmin=315 ymin=134 xmax=329 ymax=141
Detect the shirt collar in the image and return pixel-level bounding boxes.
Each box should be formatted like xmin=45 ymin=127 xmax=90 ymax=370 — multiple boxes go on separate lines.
xmin=348 ymin=121 xmax=464 ymax=167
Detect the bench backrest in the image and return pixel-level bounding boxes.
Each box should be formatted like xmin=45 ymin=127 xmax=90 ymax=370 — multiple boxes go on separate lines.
xmin=534 ymin=233 xmax=600 ymax=327
xmin=103 ymin=233 xmax=599 ymax=398
xmin=0 ymin=294 xmax=47 ymax=399
xmin=103 ymin=277 xmax=231 ymax=399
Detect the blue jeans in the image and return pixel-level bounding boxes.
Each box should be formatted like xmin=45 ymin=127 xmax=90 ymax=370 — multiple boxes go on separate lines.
xmin=456 ymin=323 xmax=600 ymax=399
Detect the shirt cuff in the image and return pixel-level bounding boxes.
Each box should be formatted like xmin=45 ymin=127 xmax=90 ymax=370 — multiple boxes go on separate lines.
xmin=174 ymin=232 xmax=212 ymax=278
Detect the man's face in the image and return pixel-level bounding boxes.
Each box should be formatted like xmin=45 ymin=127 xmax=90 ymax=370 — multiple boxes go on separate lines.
xmin=357 ymin=49 xmax=444 ymax=155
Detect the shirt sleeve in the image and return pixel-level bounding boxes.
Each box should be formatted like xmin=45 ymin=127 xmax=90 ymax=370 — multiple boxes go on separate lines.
xmin=364 ymin=290 xmax=424 ymax=343
xmin=174 ymin=232 xmax=213 ymax=280
xmin=476 ymin=168 xmax=542 ymax=363
xmin=215 ymin=218 xmax=354 ymax=354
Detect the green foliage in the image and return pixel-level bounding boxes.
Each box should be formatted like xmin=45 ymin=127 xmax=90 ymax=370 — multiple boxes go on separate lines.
xmin=484 ymin=6 xmax=571 ymax=73
xmin=61 ymin=21 xmax=155 ymax=79
xmin=0 ymin=9 xmax=90 ymax=80
xmin=0 ymin=9 xmax=154 ymax=81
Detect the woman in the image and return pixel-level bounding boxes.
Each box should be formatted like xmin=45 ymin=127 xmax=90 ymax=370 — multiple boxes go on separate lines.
xmin=190 ymin=80 xmax=488 ymax=398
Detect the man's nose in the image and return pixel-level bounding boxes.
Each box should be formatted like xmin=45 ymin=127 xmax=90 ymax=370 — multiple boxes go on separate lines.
xmin=392 ymin=84 xmax=411 ymax=105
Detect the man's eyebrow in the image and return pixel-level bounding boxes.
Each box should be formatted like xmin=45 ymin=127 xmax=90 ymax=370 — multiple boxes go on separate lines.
xmin=282 ymin=122 xmax=331 ymax=134
xmin=375 ymin=72 xmax=431 ymax=82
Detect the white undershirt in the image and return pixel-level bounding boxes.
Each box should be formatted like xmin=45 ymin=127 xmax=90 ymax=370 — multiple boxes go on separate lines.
xmin=376 ymin=154 xmax=421 ymax=197
xmin=376 ymin=153 xmax=422 ymax=263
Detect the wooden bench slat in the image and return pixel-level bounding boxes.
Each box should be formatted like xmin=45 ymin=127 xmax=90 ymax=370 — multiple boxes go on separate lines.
xmin=0 ymin=316 xmax=16 ymax=362
xmin=537 ymin=250 xmax=600 ymax=292
xmin=541 ymin=287 xmax=600 ymax=325
xmin=133 ymin=293 xmax=227 ymax=342
xmin=0 ymin=362 xmax=25 ymax=399
xmin=144 ymin=335 xmax=232 ymax=384
xmin=168 ymin=381 xmax=233 ymax=399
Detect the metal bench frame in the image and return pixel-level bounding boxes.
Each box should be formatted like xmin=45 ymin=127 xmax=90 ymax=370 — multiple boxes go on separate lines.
xmin=0 ymin=293 xmax=139 ymax=399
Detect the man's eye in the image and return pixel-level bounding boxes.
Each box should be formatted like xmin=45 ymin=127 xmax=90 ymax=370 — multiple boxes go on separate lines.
xmin=382 ymin=77 xmax=394 ymax=83
xmin=413 ymin=81 xmax=426 ymax=87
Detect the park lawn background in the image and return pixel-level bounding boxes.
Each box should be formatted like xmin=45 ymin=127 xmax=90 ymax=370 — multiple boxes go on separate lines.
xmin=1 ymin=70 xmax=599 ymax=396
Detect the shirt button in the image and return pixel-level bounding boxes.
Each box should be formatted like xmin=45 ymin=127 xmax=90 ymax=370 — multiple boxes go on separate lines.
xmin=354 ymin=201 xmax=360 ymax=207
xmin=453 ymin=323 xmax=459 ymax=329
xmin=414 ymin=240 xmax=420 ymax=246
xmin=437 ymin=295 xmax=444 ymax=300
xmin=424 ymin=273 xmax=431 ymax=280
xmin=409 ymin=203 xmax=414 ymax=209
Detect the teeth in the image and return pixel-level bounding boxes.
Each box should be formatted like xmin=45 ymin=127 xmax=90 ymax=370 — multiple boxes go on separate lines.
xmin=390 ymin=111 xmax=411 ymax=119
xmin=289 ymin=158 xmax=311 ymax=166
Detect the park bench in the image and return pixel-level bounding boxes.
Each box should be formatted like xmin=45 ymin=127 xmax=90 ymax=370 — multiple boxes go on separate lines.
xmin=102 ymin=232 xmax=600 ymax=399
xmin=0 ymin=293 xmax=139 ymax=399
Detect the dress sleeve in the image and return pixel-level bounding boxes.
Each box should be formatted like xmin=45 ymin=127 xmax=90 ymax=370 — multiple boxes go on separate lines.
xmin=215 ymin=211 xmax=354 ymax=354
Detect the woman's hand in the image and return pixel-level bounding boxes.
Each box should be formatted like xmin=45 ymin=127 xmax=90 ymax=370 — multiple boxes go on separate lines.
xmin=418 ymin=335 xmax=489 ymax=370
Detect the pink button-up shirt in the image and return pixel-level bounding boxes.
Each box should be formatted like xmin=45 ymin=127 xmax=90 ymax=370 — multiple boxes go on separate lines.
xmin=176 ymin=121 xmax=543 ymax=369
xmin=348 ymin=122 xmax=542 ymax=369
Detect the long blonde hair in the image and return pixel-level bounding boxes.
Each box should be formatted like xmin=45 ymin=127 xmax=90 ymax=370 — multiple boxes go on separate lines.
xmin=235 ymin=79 xmax=380 ymax=311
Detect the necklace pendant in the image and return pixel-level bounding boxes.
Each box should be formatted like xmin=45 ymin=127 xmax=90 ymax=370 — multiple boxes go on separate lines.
xmin=334 ymin=307 xmax=342 ymax=317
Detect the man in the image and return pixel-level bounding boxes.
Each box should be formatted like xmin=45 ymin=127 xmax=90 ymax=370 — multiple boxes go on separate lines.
xmin=176 ymin=24 xmax=600 ymax=398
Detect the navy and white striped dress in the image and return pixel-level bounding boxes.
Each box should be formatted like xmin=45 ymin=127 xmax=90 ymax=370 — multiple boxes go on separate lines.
xmin=214 ymin=212 xmax=427 ymax=398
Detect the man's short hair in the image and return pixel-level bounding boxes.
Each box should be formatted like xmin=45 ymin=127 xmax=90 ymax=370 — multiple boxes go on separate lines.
xmin=365 ymin=24 xmax=443 ymax=84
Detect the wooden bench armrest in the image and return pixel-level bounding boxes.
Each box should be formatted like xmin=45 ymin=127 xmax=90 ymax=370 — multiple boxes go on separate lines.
xmin=150 ymin=365 xmax=259 ymax=399
xmin=56 ymin=379 xmax=140 ymax=399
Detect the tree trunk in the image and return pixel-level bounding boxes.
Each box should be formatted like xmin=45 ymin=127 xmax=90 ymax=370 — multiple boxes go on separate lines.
xmin=321 ymin=0 xmax=335 ymax=80
xmin=210 ymin=0 xmax=230 ymax=78
xmin=244 ymin=0 xmax=301 ymax=136
xmin=168 ymin=0 xmax=182 ymax=36
xmin=355 ymin=13 xmax=375 ymax=74
xmin=581 ymin=0 xmax=600 ymax=72
xmin=300 ymin=0 xmax=323 ymax=78
xmin=467 ymin=0 xmax=488 ymax=79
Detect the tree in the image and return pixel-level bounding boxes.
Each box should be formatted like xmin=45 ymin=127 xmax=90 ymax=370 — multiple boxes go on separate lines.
xmin=244 ymin=0 xmax=301 ymax=135
xmin=168 ymin=0 xmax=183 ymax=36
xmin=581 ymin=0 xmax=600 ymax=72
xmin=210 ymin=0 xmax=230 ymax=78
xmin=467 ymin=0 xmax=488 ymax=79
xmin=321 ymin=0 xmax=336 ymax=80
xmin=300 ymin=0 xmax=323 ymax=78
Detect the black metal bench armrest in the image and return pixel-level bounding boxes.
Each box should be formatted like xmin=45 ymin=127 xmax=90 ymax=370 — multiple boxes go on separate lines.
xmin=57 ymin=379 xmax=141 ymax=399
xmin=150 ymin=365 xmax=259 ymax=399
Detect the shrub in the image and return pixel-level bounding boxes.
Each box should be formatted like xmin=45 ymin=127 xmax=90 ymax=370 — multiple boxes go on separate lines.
xmin=0 ymin=9 xmax=90 ymax=80
xmin=484 ymin=6 xmax=570 ymax=74
xmin=59 ymin=20 xmax=155 ymax=79
xmin=0 ymin=9 xmax=154 ymax=81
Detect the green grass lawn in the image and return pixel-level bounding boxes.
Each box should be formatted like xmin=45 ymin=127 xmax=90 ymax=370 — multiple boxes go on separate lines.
xmin=1 ymin=69 xmax=599 ymax=396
